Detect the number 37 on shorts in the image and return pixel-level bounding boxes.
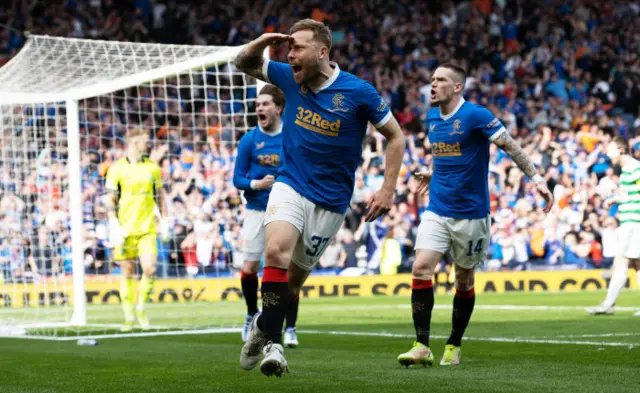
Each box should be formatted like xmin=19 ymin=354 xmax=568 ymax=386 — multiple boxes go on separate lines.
xmin=415 ymin=211 xmax=490 ymax=270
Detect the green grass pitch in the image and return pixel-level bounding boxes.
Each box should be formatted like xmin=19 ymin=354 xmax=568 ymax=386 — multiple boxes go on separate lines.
xmin=1 ymin=290 xmax=639 ymax=393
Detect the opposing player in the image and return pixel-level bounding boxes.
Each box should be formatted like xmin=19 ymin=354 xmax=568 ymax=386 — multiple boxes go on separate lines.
xmin=233 ymin=85 xmax=301 ymax=346
xmin=587 ymin=137 xmax=640 ymax=316
xmin=105 ymin=128 xmax=170 ymax=332
xmin=397 ymin=64 xmax=554 ymax=367
xmin=234 ymin=19 xmax=405 ymax=376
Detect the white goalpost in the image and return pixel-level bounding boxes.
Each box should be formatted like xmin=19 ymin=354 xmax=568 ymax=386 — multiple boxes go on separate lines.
xmin=0 ymin=35 xmax=266 ymax=337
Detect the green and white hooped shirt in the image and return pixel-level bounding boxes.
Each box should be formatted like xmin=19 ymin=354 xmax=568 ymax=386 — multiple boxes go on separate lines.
xmin=619 ymin=157 xmax=640 ymax=225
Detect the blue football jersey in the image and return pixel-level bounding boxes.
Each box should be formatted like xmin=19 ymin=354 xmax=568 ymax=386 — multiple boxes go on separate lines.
xmin=233 ymin=125 xmax=284 ymax=211
xmin=264 ymin=60 xmax=392 ymax=214
xmin=426 ymin=99 xmax=506 ymax=219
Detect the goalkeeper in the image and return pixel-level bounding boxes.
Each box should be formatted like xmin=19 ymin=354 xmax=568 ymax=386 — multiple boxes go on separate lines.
xmin=105 ymin=128 xmax=170 ymax=331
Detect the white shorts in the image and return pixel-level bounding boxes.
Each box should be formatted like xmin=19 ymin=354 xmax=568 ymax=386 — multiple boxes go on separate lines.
xmin=242 ymin=209 xmax=266 ymax=262
xmin=415 ymin=210 xmax=490 ymax=270
xmin=616 ymin=223 xmax=640 ymax=259
xmin=264 ymin=182 xmax=345 ymax=271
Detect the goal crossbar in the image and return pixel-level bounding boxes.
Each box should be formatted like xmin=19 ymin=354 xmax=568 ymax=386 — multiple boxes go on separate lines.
xmin=0 ymin=35 xmax=245 ymax=105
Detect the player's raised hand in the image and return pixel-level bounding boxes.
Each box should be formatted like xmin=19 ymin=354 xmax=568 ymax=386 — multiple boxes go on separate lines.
xmin=256 ymin=174 xmax=276 ymax=189
xmin=535 ymin=182 xmax=554 ymax=213
xmin=259 ymin=33 xmax=290 ymax=47
xmin=365 ymin=187 xmax=394 ymax=222
xmin=413 ymin=169 xmax=432 ymax=196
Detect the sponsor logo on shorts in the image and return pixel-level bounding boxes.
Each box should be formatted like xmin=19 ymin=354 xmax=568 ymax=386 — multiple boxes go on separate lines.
xmin=266 ymin=205 xmax=277 ymax=216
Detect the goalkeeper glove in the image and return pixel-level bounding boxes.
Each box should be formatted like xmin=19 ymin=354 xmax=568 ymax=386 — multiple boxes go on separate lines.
xmin=108 ymin=217 xmax=126 ymax=247
xmin=159 ymin=217 xmax=171 ymax=242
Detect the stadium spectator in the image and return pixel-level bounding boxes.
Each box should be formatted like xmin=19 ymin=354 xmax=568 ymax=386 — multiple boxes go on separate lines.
xmin=0 ymin=0 xmax=639 ymax=279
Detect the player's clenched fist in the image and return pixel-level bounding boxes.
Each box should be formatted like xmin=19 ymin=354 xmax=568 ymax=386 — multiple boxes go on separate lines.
xmin=255 ymin=175 xmax=276 ymax=190
xmin=534 ymin=181 xmax=554 ymax=213
xmin=413 ymin=169 xmax=433 ymax=196
xmin=366 ymin=187 xmax=394 ymax=222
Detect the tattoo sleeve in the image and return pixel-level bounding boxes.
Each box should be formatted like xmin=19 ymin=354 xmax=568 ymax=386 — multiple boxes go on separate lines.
xmin=492 ymin=132 xmax=538 ymax=179
xmin=233 ymin=48 xmax=265 ymax=80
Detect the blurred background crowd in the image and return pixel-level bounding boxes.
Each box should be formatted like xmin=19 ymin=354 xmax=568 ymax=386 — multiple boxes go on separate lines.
xmin=1 ymin=0 xmax=640 ymax=283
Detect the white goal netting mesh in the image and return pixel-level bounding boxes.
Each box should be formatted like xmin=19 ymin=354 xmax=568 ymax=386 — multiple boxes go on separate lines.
xmin=0 ymin=35 xmax=259 ymax=337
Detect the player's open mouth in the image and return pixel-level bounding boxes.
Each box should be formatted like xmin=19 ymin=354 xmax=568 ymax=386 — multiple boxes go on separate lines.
xmin=291 ymin=65 xmax=302 ymax=75
xmin=258 ymin=114 xmax=267 ymax=121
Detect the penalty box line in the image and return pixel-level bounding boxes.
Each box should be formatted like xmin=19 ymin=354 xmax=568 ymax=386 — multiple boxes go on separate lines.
xmin=4 ymin=327 xmax=636 ymax=348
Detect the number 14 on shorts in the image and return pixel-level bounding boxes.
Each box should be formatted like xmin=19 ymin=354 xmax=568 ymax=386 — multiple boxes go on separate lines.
xmin=306 ymin=235 xmax=330 ymax=257
xmin=466 ymin=239 xmax=483 ymax=257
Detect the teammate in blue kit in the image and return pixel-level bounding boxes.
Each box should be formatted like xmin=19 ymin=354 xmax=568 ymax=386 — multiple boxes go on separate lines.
xmin=397 ymin=63 xmax=554 ymax=368
xmin=235 ymin=19 xmax=406 ymax=376
xmin=233 ymin=85 xmax=299 ymax=348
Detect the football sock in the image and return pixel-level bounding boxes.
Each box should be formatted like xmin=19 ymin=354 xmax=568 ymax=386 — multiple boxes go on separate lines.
xmin=241 ymin=270 xmax=259 ymax=316
xmin=120 ymin=275 xmax=135 ymax=322
xmin=636 ymin=270 xmax=640 ymax=289
xmin=138 ymin=275 xmax=155 ymax=311
xmin=259 ymin=267 xmax=289 ymax=344
xmin=285 ymin=293 xmax=300 ymax=329
xmin=411 ymin=278 xmax=434 ymax=347
xmin=604 ymin=263 xmax=628 ymax=308
xmin=447 ymin=288 xmax=476 ymax=347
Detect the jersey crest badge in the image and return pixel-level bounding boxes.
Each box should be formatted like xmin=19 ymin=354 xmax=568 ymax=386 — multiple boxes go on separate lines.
xmin=430 ymin=123 xmax=436 ymax=133
xmin=328 ymin=93 xmax=350 ymax=113
xmin=450 ymin=119 xmax=464 ymax=135
xmin=255 ymin=141 xmax=265 ymax=150
xmin=300 ymin=85 xmax=308 ymax=95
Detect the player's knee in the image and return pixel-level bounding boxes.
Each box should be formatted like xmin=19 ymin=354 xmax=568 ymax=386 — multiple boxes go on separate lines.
xmin=242 ymin=261 xmax=260 ymax=275
xmin=264 ymin=241 xmax=291 ymax=268
xmin=412 ymin=252 xmax=439 ymax=277
xmin=142 ymin=264 xmax=157 ymax=277
xmin=121 ymin=262 xmax=135 ymax=276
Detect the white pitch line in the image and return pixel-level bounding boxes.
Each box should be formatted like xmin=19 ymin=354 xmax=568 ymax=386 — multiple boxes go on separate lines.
xmin=8 ymin=327 xmax=635 ymax=348
xmin=297 ymin=330 xmax=635 ymax=348
xmin=553 ymin=332 xmax=640 ymax=338
xmin=309 ymin=304 xmax=640 ymax=312
xmin=0 ymin=327 xmax=242 ymax=341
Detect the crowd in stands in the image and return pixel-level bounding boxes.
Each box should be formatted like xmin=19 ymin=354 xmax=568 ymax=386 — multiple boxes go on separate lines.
xmin=1 ymin=0 xmax=640 ymax=282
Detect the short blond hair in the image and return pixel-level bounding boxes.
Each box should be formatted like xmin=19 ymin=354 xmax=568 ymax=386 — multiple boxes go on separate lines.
xmin=290 ymin=19 xmax=332 ymax=51
xmin=127 ymin=128 xmax=149 ymax=140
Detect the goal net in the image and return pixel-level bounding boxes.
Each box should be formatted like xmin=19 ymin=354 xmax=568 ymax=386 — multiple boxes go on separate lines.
xmin=0 ymin=35 xmax=263 ymax=337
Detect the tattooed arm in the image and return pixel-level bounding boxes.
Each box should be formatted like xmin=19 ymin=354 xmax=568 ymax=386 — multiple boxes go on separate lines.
xmin=233 ymin=33 xmax=290 ymax=80
xmin=492 ymin=132 xmax=539 ymax=180
xmin=493 ymin=132 xmax=554 ymax=213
